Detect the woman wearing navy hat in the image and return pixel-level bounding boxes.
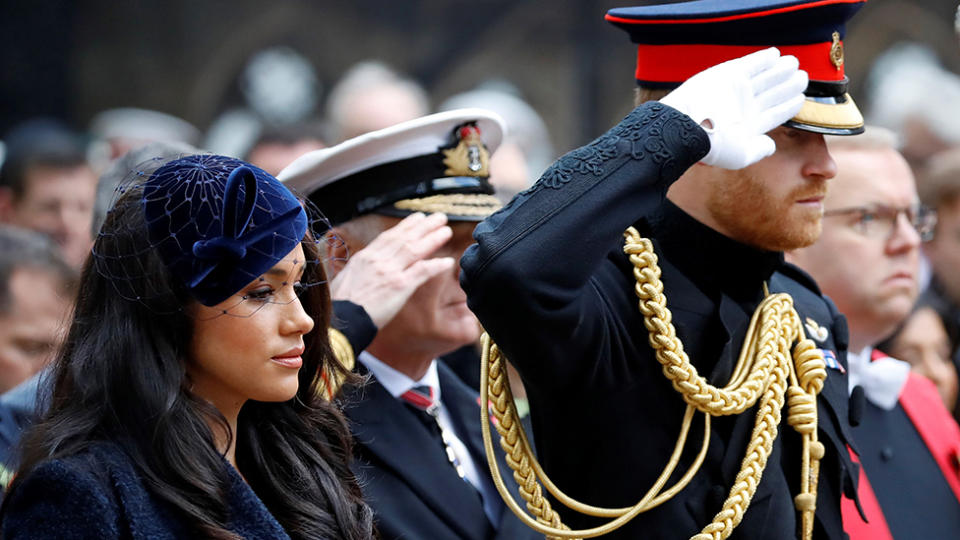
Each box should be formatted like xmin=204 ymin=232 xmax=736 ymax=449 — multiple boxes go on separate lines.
xmin=0 ymin=154 xmax=374 ymax=539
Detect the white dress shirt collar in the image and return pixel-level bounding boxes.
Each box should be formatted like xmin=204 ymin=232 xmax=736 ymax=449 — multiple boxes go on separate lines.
xmin=846 ymin=346 xmax=910 ymax=410
xmin=358 ymin=351 xmax=442 ymax=404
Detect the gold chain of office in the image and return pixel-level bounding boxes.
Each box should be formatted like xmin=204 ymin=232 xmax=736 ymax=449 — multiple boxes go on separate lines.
xmin=480 ymin=226 xmax=828 ymax=539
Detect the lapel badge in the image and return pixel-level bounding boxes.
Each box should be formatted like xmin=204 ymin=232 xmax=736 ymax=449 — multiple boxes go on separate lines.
xmin=830 ymin=31 xmax=844 ymax=69
xmin=805 ymin=317 xmax=829 ymax=342
xmin=443 ymin=124 xmax=490 ymax=177
xmin=820 ymin=349 xmax=845 ymax=374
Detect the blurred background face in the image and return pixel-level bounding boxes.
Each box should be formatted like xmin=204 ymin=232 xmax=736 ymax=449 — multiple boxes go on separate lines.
xmin=788 ymin=146 xmax=921 ymax=349
xmin=703 ymin=127 xmax=837 ymax=251
xmin=487 ymin=141 xmax=531 ymax=204
xmin=245 ymin=139 xmax=326 ymax=177
xmin=11 ymin=164 xmax=97 ymax=269
xmin=885 ymin=306 xmax=958 ymax=411
xmin=926 ymin=196 xmax=960 ymax=303
xmin=0 ymin=268 xmax=69 ymax=392
xmin=335 ymin=85 xmax=428 ymax=143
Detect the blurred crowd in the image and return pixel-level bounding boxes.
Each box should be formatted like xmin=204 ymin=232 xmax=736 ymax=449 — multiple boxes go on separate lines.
xmin=7 ymin=48 xmax=960 ymax=407
xmin=0 ymin=57 xmax=554 ymax=409
xmin=3 ymin=34 xmax=960 ymax=538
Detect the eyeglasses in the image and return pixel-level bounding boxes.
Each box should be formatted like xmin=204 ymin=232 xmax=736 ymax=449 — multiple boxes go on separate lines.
xmin=822 ymin=204 xmax=937 ymax=242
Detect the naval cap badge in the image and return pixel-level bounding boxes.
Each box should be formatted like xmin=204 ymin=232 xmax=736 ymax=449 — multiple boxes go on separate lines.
xmin=442 ymin=123 xmax=490 ymax=178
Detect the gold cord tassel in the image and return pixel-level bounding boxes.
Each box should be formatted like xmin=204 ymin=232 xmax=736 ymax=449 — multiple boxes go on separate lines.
xmin=319 ymin=329 xmax=356 ymax=400
xmin=480 ymin=226 xmax=827 ymax=539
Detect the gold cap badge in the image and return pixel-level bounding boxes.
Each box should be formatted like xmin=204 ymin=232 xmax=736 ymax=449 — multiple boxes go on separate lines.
xmin=830 ymin=31 xmax=844 ymax=70
xmin=442 ymin=124 xmax=490 ymax=177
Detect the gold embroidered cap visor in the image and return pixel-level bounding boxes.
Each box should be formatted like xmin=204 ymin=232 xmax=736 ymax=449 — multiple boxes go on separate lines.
xmin=277 ymin=108 xmax=506 ymax=225
xmin=387 ymin=192 xmax=503 ymax=221
xmin=786 ymin=91 xmax=864 ymax=136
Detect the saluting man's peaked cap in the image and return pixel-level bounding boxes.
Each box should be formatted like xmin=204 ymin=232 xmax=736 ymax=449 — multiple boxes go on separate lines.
xmin=607 ymin=0 xmax=867 ymax=135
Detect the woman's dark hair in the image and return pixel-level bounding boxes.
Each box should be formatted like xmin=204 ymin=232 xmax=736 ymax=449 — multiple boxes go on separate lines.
xmin=2 ymin=184 xmax=373 ymax=539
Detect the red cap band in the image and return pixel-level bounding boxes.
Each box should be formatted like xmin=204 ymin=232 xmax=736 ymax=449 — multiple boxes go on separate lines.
xmin=635 ymin=41 xmax=844 ymax=84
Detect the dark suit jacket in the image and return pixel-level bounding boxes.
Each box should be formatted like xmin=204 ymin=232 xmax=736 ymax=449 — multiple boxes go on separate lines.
xmin=2 ymin=441 xmax=290 ymax=539
xmin=850 ymin=371 xmax=960 ymax=539
xmin=461 ymin=102 xmax=859 ymax=539
xmin=341 ymin=362 xmax=541 ymax=540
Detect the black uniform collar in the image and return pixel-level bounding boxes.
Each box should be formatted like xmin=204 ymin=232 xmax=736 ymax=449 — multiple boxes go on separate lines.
xmin=643 ymin=199 xmax=784 ymax=303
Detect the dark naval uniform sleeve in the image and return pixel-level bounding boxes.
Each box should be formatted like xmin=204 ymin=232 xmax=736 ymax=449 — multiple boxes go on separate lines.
xmin=460 ymin=102 xmax=709 ymax=385
xmin=332 ymin=300 xmax=378 ymax=355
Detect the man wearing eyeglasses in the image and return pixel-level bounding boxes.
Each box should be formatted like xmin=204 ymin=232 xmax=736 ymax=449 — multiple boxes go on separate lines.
xmin=788 ymin=127 xmax=960 ymax=539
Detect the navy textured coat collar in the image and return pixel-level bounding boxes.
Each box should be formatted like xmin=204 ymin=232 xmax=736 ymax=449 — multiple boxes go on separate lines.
xmin=2 ymin=441 xmax=290 ymax=539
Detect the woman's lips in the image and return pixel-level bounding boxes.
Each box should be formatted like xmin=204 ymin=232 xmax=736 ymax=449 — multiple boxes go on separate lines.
xmin=271 ymin=356 xmax=303 ymax=368
xmin=272 ymin=347 xmax=304 ymax=368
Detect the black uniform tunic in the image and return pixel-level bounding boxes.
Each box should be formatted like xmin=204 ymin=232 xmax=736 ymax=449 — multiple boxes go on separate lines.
xmin=853 ymin=400 xmax=960 ymax=539
xmin=460 ymin=102 xmax=858 ymax=539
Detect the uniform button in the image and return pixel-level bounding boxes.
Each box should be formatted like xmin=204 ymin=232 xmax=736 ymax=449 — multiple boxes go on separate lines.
xmin=880 ymin=447 xmax=894 ymax=461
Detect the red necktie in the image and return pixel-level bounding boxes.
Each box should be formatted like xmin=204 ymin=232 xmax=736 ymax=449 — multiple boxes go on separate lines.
xmin=401 ymin=385 xmax=467 ymax=480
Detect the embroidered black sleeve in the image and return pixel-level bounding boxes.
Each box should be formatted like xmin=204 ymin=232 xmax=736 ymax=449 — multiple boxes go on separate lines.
xmin=464 ymin=102 xmax=709 ymax=274
xmin=459 ymin=101 xmax=709 ymax=388
xmin=521 ymin=102 xmax=709 ymax=197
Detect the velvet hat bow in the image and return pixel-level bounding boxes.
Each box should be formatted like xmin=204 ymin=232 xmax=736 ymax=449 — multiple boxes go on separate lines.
xmin=142 ymin=155 xmax=307 ymax=306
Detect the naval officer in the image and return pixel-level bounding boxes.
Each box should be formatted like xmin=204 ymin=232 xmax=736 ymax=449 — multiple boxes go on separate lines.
xmin=280 ymin=110 xmax=542 ymax=540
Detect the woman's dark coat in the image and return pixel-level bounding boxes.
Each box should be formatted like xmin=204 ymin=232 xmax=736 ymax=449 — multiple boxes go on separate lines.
xmin=2 ymin=442 xmax=290 ymax=539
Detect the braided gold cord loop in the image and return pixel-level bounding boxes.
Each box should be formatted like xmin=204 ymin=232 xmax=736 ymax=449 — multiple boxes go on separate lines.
xmin=626 ymin=236 xmax=778 ymax=416
xmin=481 ymin=334 xmax=715 ymax=539
xmin=484 ymin=339 xmax=569 ymax=537
xmin=793 ymin=338 xmax=827 ymax=397
xmin=480 ymin=227 xmax=828 ymax=539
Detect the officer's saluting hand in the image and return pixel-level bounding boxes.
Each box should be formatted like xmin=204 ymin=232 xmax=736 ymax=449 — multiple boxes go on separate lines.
xmin=663 ymin=47 xmax=807 ymax=170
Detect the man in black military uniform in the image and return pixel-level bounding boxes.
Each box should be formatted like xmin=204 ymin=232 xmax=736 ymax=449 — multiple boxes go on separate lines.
xmin=460 ymin=1 xmax=867 ymax=538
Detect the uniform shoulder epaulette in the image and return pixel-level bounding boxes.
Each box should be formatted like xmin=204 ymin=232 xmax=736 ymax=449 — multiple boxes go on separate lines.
xmin=773 ymin=262 xmax=847 ymax=349
xmin=776 ymin=261 xmax=823 ymax=296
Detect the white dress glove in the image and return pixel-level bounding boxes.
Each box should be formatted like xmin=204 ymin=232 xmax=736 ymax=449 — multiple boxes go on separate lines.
xmin=660 ymin=47 xmax=808 ymax=170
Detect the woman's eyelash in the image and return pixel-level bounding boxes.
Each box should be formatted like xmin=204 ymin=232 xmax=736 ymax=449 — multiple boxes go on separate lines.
xmin=243 ymin=281 xmax=305 ymax=302
xmin=243 ymin=287 xmax=275 ymax=301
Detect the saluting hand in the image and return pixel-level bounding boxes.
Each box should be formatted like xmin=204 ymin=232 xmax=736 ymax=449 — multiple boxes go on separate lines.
xmin=330 ymin=212 xmax=454 ymax=328
xmin=661 ymin=47 xmax=808 ymax=170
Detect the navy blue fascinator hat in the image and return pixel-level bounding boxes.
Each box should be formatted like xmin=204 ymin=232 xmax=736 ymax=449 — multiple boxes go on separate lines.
xmin=140 ymin=154 xmax=307 ymax=306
